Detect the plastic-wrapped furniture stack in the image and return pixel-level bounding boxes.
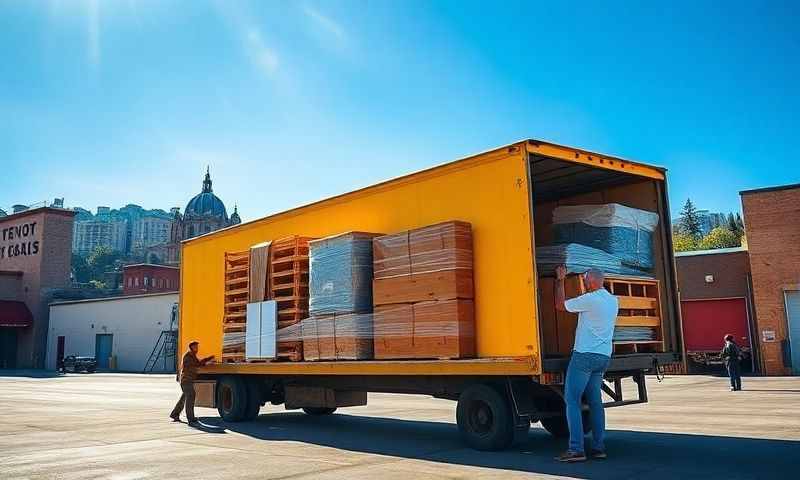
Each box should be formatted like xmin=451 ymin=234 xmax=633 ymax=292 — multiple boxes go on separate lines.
xmin=551 ymin=203 xmax=659 ymax=272
xmin=303 ymin=232 xmax=382 ymax=361
xmin=535 ymin=244 xmax=648 ymax=278
xmin=372 ymin=221 xmax=476 ymax=359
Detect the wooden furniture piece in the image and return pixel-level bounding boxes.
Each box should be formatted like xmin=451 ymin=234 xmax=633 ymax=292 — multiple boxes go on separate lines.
xmin=538 ymin=274 xmax=664 ymax=356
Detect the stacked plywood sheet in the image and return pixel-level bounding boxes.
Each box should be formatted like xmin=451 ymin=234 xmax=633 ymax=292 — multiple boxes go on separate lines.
xmin=271 ymin=236 xmax=313 ymax=361
xmin=304 ymin=232 xmax=382 ymax=361
xmin=372 ymin=221 xmax=476 ymax=359
xmin=222 ymin=250 xmax=249 ymax=363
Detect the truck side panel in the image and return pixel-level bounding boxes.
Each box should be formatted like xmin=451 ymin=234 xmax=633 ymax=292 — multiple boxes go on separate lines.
xmin=180 ymin=147 xmax=539 ymax=366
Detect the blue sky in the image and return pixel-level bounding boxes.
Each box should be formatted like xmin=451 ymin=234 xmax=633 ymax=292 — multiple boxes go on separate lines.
xmin=1 ymin=0 xmax=797 ymax=222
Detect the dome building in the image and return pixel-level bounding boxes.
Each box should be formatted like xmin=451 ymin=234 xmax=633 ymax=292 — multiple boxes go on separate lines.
xmin=165 ymin=168 xmax=240 ymax=264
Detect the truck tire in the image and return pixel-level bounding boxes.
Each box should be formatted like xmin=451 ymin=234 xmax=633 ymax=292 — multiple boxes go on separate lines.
xmin=217 ymin=376 xmax=248 ymax=422
xmin=243 ymin=379 xmax=262 ymax=421
xmin=302 ymin=407 xmax=337 ymax=416
xmin=456 ymin=384 xmax=515 ymax=451
xmin=540 ymin=411 xmax=592 ymax=438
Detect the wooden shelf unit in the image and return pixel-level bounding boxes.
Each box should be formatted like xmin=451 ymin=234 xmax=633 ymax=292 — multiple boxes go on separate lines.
xmin=538 ymin=274 xmax=664 ymax=356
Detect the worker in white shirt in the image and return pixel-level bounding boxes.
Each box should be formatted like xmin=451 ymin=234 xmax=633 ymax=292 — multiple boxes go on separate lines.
xmin=553 ymin=265 xmax=619 ymax=462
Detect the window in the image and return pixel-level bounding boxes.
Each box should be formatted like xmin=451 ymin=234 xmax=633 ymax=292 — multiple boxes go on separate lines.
xmin=134 ymin=277 xmax=139 ymax=287
xmin=144 ymin=276 xmax=149 ymax=287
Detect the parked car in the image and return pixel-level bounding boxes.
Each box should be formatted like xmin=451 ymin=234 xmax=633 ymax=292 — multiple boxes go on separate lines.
xmin=60 ymin=355 xmax=97 ymax=373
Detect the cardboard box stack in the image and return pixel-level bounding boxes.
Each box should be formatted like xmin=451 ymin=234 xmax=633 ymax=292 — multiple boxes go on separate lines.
xmin=372 ymin=221 xmax=476 ymax=359
xmin=304 ymin=232 xmax=381 ymax=360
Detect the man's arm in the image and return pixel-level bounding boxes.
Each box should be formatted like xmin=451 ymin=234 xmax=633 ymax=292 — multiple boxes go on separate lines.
xmin=200 ymin=355 xmax=215 ymax=366
xmin=554 ymin=265 xmax=567 ymax=312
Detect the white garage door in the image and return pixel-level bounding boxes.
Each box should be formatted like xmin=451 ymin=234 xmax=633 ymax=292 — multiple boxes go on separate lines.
xmin=786 ymin=290 xmax=800 ymax=375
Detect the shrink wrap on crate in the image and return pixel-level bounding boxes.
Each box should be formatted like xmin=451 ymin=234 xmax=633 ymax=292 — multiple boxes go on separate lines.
xmin=535 ymin=244 xmax=651 ymax=278
xmin=309 ymin=232 xmax=382 ymax=315
xmin=373 ymin=221 xmax=473 ymax=305
xmin=553 ymin=203 xmax=659 ymax=270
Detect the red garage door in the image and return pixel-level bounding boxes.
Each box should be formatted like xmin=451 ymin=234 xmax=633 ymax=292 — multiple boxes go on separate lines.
xmin=681 ymin=298 xmax=749 ymax=351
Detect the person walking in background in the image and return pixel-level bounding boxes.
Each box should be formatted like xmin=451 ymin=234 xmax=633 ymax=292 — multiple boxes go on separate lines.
xmin=171 ymin=341 xmax=214 ymax=425
xmin=553 ymin=265 xmax=619 ymax=462
xmin=721 ymin=334 xmax=743 ymax=391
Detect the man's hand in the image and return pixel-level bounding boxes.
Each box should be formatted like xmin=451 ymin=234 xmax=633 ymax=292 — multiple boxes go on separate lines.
xmin=555 ymin=265 xmax=567 ymax=280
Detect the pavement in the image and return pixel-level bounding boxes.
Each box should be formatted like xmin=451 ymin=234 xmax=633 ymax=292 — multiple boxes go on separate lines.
xmin=0 ymin=372 xmax=798 ymax=480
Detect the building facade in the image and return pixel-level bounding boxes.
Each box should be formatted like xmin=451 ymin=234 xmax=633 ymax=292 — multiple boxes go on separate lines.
xmin=122 ymin=263 xmax=179 ymax=296
xmin=131 ymin=214 xmax=172 ymax=256
xmin=740 ymin=183 xmax=800 ymax=375
xmin=0 ymin=207 xmax=75 ymax=368
xmin=47 ymin=292 xmax=178 ymax=372
xmin=675 ymin=247 xmax=755 ymax=372
xmin=72 ymin=217 xmax=128 ymax=255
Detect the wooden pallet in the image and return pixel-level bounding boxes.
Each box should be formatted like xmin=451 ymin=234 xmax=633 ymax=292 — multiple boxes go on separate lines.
xmin=223 ymin=250 xmax=250 ymax=360
xmin=269 ymin=236 xmax=314 ymax=361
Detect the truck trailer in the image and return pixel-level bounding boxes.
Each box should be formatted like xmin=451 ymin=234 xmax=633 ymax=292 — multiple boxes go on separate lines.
xmin=180 ymin=140 xmax=682 ymax=451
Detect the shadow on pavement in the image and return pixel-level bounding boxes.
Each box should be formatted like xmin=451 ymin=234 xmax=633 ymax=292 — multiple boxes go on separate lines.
xmin=0 ymin=369 xmax=63 ymax=379
xmin=201 ymin=412 xmax=797 ymax=479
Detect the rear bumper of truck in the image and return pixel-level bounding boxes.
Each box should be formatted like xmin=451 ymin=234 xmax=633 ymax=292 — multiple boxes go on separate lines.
xmin=541 ymin=352 xmax=681 ymax=373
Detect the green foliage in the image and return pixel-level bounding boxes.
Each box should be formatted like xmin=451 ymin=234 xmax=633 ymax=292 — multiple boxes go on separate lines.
xmin=699 ymin=226 xmax=741 ymax=250
xmin=88 ymin=279 xmax=108 ymax=290
xmin=71 ymin=254 xmax=91 ymax=283
xmin=672 ymin=231 xmax=698 ymax=252
xmin=678 ymin=198 xmax=702 ymax=239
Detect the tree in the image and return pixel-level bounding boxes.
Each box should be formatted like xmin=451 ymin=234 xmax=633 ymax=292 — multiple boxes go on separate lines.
xmin=679 ymin=198 xmax=702 ymax=239
xmin=699 ymin=226 xmax=740 ymax=250
xmin=71 ymin=254 xmax=91 ymax=283
xmin=86 ymin=246 xmax=121 ymax=281
xmin=672 ymin=231 xmax=698 ymax=252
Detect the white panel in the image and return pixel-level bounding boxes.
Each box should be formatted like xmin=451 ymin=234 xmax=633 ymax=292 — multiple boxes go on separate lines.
xmin=245 ymin=302 xmax=262 ymax=359
xmin=785 ymin=291 xmax=800 ymax=374
xmin=260 ymin=300 xmax=277 ymax=359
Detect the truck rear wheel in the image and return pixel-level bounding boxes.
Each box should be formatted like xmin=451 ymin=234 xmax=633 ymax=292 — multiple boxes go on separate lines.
xmin=302 ymin=407 xmax=337 ymax=416
xmin=456 ymin=384 xmax=515 ymax=451
xmin=540 ymin=411 xmax=592 ymax=438
xmin=217 ymin=376 xmax=248 ymax=422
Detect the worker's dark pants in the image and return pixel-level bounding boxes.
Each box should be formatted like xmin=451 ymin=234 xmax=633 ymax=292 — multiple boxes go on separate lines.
xmin=726 ymin=360 xmax=742 ymax=390
xmin=171 ymin=382 xmax=197 ymax=421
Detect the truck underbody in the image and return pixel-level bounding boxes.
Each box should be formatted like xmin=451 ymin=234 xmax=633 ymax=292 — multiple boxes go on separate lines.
xmin=196 ymin=351 xmax=677 ymax=451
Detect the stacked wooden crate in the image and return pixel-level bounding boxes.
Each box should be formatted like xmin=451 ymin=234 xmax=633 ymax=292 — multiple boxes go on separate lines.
xmin=372 ymin=221 xmax=476 ymax=360
xmin=270 ymin=236 xmax=313 ymax=361
xmin=538 ymin=274 xmax=664 ymax=356
xmin=222 ymin=250 xmax=249 ymax=363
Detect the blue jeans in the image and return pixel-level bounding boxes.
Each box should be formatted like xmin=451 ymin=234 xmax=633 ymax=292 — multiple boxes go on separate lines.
xmin=565 ymin=351 xmax=611 ymax=453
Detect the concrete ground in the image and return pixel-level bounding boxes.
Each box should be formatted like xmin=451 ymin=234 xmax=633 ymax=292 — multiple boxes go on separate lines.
xmin=0 ymin=372 xmax=798 ymax=480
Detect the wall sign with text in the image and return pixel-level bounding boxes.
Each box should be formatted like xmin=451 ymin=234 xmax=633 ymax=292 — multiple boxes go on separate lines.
xmin=0 ymin=221 xmax=40 ymax=259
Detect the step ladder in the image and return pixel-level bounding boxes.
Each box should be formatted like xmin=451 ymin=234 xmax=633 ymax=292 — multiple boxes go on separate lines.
xmin=143 ymin=330 xmax=178 ymax=373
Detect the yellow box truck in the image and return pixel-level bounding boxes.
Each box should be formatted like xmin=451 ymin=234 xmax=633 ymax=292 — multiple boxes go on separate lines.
xmin=180 ymin=139 xmax=682 ymax=450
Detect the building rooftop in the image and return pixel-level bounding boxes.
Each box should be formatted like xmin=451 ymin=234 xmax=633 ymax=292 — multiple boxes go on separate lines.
xmin=740 ymin=183 xmax=800 ymax=196
xmin=674 ymin=246 xmax=748 ymax=257
xmin=122 ymin=263 xmax=179 ymax=270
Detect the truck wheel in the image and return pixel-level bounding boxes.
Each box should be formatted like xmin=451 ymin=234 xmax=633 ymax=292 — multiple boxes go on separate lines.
xmin=243 ymin=380 xmax=262 ymax=421
xmin=456 ymin=384 xmax=515 ymax=451
xmin=302 ymin=407 xmax=337 ymax=416
xmin=217 ymin=376 xmax=248 ymax=422
xmin=540 ymin=411 xmax=592 ymax=438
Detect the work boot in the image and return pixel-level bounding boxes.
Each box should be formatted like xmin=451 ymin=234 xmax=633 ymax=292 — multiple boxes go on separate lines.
xmin=590 ymin=449 xmax=607 ymax=459
xmin=555 ymin=451 xmax=587 ymax=462
xmin=170 ymin=415 xmax=181 ymax=422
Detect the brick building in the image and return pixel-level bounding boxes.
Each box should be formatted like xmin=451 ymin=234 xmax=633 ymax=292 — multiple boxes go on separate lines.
xmin=0 ymin=207 xmax=75 ymax=368
xmin=675 ymin=247 xmax=756 ymax=371
xmin=122 ymin=264 xmax=179 ymax=296
xmin=740 ymin=183 xmax=800 ymax=375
